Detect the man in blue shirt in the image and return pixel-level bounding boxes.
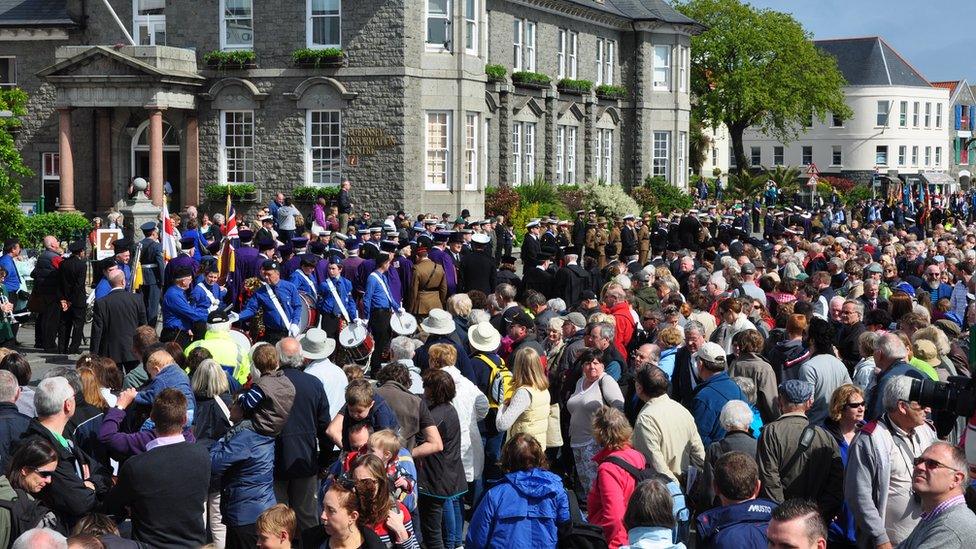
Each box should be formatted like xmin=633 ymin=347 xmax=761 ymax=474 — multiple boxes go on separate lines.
xmin=93 ymin=258 xmax=122 ymax=301
xmin=289 ymin=256 xmax=319 ymax=298
xmin=235 ymin=260 xmax=302 ymax=344
xmin=363 ymin=252 xmax=400 ymax=376
xmin=0 ymin=238 xmax=24 ymax=298
xmin=161 ymin=267 xmax=207 ymax=347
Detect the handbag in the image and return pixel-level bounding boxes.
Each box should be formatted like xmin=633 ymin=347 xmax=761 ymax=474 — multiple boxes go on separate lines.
xmin=546 ymin=403 xmax=563 ymax=447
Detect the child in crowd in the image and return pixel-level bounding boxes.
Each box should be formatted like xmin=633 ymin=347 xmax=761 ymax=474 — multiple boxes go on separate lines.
xmin=326 ymin=379 xmax=400 ymax=451
xmin=256 ymin=504 xmax=297 ymax=549
xmin=368 ymin=429 xmax=418 ymax=512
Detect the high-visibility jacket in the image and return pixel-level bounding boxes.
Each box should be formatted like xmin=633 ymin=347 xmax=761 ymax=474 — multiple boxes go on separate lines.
xmin=185 ymin=330 xmax=251 ymax=385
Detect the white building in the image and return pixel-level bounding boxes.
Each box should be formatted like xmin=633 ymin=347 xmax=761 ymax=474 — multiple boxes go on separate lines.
xmin=731 ymin=37 xmax=953 ymax=196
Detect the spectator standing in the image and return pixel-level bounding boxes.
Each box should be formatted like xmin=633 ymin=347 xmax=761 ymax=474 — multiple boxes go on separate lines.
xmin=796 ymin=318 xmax=851 ymax=425
xmin=690 ymin=343 xmax=746 ymax=447
xmin=823 ymin=384 xmax=864 ymax=548
xmin=899 ymin=442 xmax=976 ymax=549
xmin=0 ymin=370 xmax=30 ymax=469
xmin=588 ymin=407 xmax=648 ymax=549
xmin=632 ymin=365 xmax=704 ymax=483
xmin=416 ymin=370 xmax=465 ymax=549
xmin=695 ymin=452 xmax=777 ymax=548
xmin=766 ymin=499 xmax=828 ymax=549
xmin=567 ymin=347 xmax=625 ymax=492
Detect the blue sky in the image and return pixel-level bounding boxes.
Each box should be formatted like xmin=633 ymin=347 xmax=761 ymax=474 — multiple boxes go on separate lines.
xmin=745 ymin=0 xmax=972 ymax=83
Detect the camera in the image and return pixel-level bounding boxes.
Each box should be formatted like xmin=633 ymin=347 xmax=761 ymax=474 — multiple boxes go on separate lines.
xmin=909 ymin=376 xmax=976 ymax=418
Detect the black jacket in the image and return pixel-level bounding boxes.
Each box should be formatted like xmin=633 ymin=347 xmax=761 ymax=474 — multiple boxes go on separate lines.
xmin=104 ymin=441 xmax=210 ymax=547
xmin=496 ymin=269 xmax=521 ymax=295
xmin=18 ymin=419 xmax=111 ymax=525
xmin=521 ymin=234 xmax=541 ymax=270
xmin=275 ymin=368 xmax=332 ymax=479
xmin=620 ymin=226 xmax=638 ymax=257
xmin=58 ymin=255 xmax=88 ymax=307
xmin=338 ymin=189 xmax=352 ymax=214
xmin=90 ymin=289 xmax=148 ymax=364
xmin=459 ymin=251 xmax=496 ymax=294
xmin=191 ymin=393 xmax=233 ymax=449
xmin=0 ymin=402 xmax=30 ymax=469
xmin=671 ymin=346 xmax=699 ymax=408
xmin=522 ymin=266 xmax=555 ymax=300
xmin=553 ymin=264 xmax=590 ymax=308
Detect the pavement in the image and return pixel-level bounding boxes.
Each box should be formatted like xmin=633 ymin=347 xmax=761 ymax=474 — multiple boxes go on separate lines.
xmin=5 ymin=321 xmax=85 ymax=384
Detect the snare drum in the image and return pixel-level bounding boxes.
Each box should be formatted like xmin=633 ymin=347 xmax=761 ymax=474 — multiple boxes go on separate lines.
xmin=228 ymin=328 xmax=252 ymax=355
xmin=390 ymin=311 xmax=418 ymax=335
xmin=338 ymin=322 xmax=374 ymax=362
xmin=297 ymin=292 xmax=319 ymax=333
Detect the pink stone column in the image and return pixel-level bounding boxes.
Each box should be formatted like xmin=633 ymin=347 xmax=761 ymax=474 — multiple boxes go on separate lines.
xmin=57 ymin=108 xmax=75 ymax=212
xmin=96 ymin=109 xmax=113 ymax=212
xmin=149 ymin=109 xmax=164 ymax=206
xmin=185 ymin=116 xmax=200 ymax=207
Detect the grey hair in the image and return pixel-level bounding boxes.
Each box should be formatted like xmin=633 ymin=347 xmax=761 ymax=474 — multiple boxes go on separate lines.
xmin=732 ymin=376 xmax=757 ymax=405
xmin=34 ymin=377 xmax=74 ymax=418
xmin=709 ymin=272 xmax=728 ymax=292
xmin=864 ymin=278 xmax=880 ymax=290
xmin=911 ymin=304 xmax=931 ymax=322
xmin=276 ymin=340 xmax=304 ymax=369
xmin=447 ymin=293 xmax=472 ymax=317
xmin=495 ymin=283 xmax=517 ymax=302
xmin=468 ymin=309 xmax=490 ymax=325
xmin=44 ymin=366 xmax=81 ymax=394
xmin=191 ymin=359 xmax=230 ymax=399
xmin=548 ymin=317 xmax=565 ymax=331
xmin=12 ymin=528 xmax=67 ymax=549
xmin=592 ymin=321 xmax=616 ymax=341
xmin=882 ymin=375 xmax=915 ymax=412
xmin=843 ymin=299 xmax=864 ymax=317
xmin=390 ymin=336 xmax=416 ymax=361
xmin=548 ymin=298 xmax=567 ymax=314
xmin=719 ymin=399 xmax=755 ymax=432
xmin=875 ymin=333 xmax=908 ymax=362
xmin=0 ymin=369 xmax=17 ymax=403
xmin=858 ymin=331 xmax=879 ymax=358
xmin=684 ymin=320 xmax=705 ymax=339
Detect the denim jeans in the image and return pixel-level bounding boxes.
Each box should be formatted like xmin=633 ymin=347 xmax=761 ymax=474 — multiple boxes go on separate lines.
xmin=442 ymin=496 xmax=463 ymax=548
xmin=419 ymin=494 xmax=447 ymax=549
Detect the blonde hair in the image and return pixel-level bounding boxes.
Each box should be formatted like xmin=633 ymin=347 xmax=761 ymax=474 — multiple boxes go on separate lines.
xmin=657 ymin=326 xmax=683 ymax=348
xmin=828 ymin=384 xmax=864 ymax=422
xmin=428 ymin=343 xmax=458 ymax=369
xmin=592 ymin=406 xmax=633 ymax=450
xmin=446 ymin=294 xmax=472 ymax=317
xmin=368 ymin=429 xmax=403 ymax=461
xmin=191 ymin=359 xmax=230 ymax=398
xmin=256 ymin=504 xmax=296 ymax=541
xmin=511 ymin=347 xmax=549 ymax=391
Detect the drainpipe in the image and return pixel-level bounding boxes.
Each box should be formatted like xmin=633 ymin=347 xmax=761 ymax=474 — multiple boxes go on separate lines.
xmin=98 ymin=0 xmax=135 ymax=45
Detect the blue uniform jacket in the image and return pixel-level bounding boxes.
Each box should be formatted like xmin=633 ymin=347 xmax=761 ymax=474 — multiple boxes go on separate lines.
xmin=318 ymin=275 xmax=357 ymax=320
xmin=191 ymin=281 xmax=226 ymax=315
xmin=238 ymin=279 xmax=302 ymax=331
xmin=162 ymin=284 xmax=207 ymax=330
xmin=0 ymin=254 xmax=19 ymax=293
xmin=289 ymin=269 xmax=318 ymax=298
xmin=210 ymin=420 xmax=277 ymax=526
xmin=363 ymin=271 xmax=398 ymax=320
xmin=164 ymin=254 xmax=199 ymax=286
xmin=94 ymin=277 xmax=113 ymax=300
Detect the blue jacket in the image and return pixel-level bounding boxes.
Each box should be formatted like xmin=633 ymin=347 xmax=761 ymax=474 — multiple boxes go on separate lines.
xmin=0 ymin=254 xmax=20 ymax=293
xmin=465 ymin=468 xmax=570 ymax=549
xmin=238 ymin=279 xmax=302 ymax=332
xmin=162 ymin=284 xmax=207 ymax=330
xmin=318 ymin=275 xmax=357 ymax=320
xmin=691 ymin=372 xmax=746 ymax=447
xmin=695 ymin=498 xmax=777 ymax=548
xmin=210 ymin=420 xmax=277 ymax=526
xmin=135 ymin=364 xmax=196 ymax=420
xmin=0 ymin=402 xmax=30 ymax=470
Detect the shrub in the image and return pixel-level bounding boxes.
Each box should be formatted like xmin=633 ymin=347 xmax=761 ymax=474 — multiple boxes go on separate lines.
xmin=292 ymin=48 xmax=344 ymax=66
xmin=511 ymin=71 xmax=552 ymax=87
xmin=595 ymin=84 xmax=627 ymax=99
xmin=581 ymin=182 xmax=640 ymax=219
xmin=485 ymin=186 xmax=519 ymax=219
xmin=292 ymin=185 xmax=340 ymax=201
xmin=0 ymin=202 xmax=27 ymax=245
xmin=844 ymin=184 xmax=873 ymax=206
xmin=556 ymin=185 xmax=585 ymax=213
xmin=516 ymin=177 xmax=560 ymax=205
xmin=822 ymin=175 xmax=855 ymax=194
xmin=23 ymin=212 xmax=90 ymax=250
xmin=557 ymin=79 xmax=593 ymax=93
xmin=511 ymin=201 xmax=569 ymax=242
xmin=203 ymin=50 xmax=256 ymax=67
xmin=643 ymin=175 xmax=694 ymax=213
xmin=630 ymin=186 xmax=656 ymax=213
xmin=485 ymin=64 xmax=507 ymax=81
xmin=204 ymin=184 xmax=256 ymax=201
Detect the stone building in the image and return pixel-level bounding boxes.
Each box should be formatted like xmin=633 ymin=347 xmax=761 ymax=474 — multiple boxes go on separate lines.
xmin=931 ymin=80 xmax=976 ymax=190
xmin=0 ymin=0 xmax=701 ymax=217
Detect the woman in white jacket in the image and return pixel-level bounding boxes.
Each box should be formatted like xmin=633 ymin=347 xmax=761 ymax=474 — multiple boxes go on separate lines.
xmin=712 ymin=297 xmax=754 ymax=357
xmin=428 ymin=342 xmax=489 ymax=489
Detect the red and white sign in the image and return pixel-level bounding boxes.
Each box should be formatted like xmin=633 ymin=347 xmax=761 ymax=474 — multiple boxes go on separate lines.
xmin=807 ymin=163 xmax=820 ymax=175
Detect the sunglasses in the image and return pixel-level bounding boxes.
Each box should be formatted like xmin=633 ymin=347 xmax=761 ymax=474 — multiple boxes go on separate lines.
xmin=913 ymin=457 xmax=961 ymax=473
xmin=32 ymin=469 xmax=54 ymax=479
xmin=844 ymin=401 xmax=865 ymax=409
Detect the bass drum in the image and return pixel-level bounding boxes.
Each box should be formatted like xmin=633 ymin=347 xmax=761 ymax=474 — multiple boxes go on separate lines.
xmin=296 ymin=292 xmax=319 ymax=333
xmin=390 ymin=311 xmax=418 ymax=336
xmin=337 ymin=321 xmax=374 ymax=364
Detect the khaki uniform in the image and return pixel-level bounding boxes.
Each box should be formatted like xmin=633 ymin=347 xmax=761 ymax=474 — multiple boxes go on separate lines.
xmin=607 ymin=225 xmax=622 ymax=259
xmin=638 ymin=224 xmax=651 ymax=265
xmin=409 ymin=257 xmax=447 ymax=315
xmin=596 ymin=226 xmax=610 ymax=268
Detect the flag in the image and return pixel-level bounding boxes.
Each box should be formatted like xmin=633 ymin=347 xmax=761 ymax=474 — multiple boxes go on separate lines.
xmin=161 ymin=199 xmax=178 ymax=261
xmin=131 ymin=242 xmax=143 ymax=293
xmin=218 ymin=193 xmax=236 ymax=283
xmin=223 ymin=193 xmax=239 ymax=238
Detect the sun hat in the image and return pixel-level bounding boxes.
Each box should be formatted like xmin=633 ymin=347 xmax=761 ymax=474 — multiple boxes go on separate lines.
xmin=468 ymin=322 xmax=501 ymax=353
xmin=420 ymin=309 xmax=455 ymax=335
xmin=298 ymin=328 xmax=336 ymax=360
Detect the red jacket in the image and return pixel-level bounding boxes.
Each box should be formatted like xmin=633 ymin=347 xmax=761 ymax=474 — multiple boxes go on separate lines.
xmin=602 ymin=302 xmax=635 ymax=358
xmin=587 ymin=446 xmax=646 ymax=549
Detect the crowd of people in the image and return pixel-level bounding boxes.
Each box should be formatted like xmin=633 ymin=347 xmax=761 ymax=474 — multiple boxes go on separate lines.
xmin=1 ymin=181 xmax=976 ymax=549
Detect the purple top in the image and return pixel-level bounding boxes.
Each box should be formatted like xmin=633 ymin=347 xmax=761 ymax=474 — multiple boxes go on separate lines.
xmin=97 ymin=406 xmax=196 ymax=456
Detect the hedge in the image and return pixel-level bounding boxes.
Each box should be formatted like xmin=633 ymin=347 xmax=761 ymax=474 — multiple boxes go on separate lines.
xmin=292 ymin=186 xmax=340 ymax=201
xmin=204 ymin=184 xmax=256 ymax=201
xmin=0 ymin=203 xmax=90 ymax=250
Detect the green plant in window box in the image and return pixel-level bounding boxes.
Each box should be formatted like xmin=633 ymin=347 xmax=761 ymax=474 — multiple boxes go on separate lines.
xmin=485 ymin=64 xmax=508 ymax=82
xmin=292 ymin=48 xmax=346 ymax=68
xmin=595 ymin=84 xmax=627 ymax=100
xmin=557 ymin=78 xmax=593 ymax=95
xmin=511 ymin=71 xmax=552 ymax=89
xmin=204 ymin=183 xmax=257 ymax=201
xmin=292 ymin=186 xmax=341 ymax=201
xmin=203 ymin=50 xmax=257 ymax=69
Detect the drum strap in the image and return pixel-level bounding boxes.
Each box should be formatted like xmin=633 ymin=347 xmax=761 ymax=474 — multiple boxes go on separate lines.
xmin=326 ymin=278 xmax=351 ymax=323
xmin=263 ymin=282 xmax=292 ymax=330
xmin=370 ymin=271 xmax=399 ymax=309
xmin=197 ymin=282 xmax=220 ymax=312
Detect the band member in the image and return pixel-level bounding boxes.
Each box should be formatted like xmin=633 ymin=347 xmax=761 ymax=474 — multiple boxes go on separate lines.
xmin=236 ymin=260 xmax=302 ymax=344
xmin=161 ymin=267 xmax=206 ymax=347
xmin=165 ymin=237 xmax=199 ymax=287
xmin=317 ymin=252 xmax=357 ymax=340
xmin=138 ymin=221 xmax=165 ymax=326
xmin=363 ymin=252 xmax=400 ymax=376
xmin=290 ymin=256 xmax=319 ymax=298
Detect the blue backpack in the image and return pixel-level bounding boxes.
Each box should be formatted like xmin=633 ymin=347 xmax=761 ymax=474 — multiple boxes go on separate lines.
xmin=605 ymin=456 xmax=690 ymax=544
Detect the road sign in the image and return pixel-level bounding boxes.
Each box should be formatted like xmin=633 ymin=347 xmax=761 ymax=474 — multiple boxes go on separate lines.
xmin=807 ymin=163 xmax=820 ymax=175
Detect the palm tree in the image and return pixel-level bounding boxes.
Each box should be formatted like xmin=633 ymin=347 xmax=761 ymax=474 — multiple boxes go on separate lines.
xmin=726 ymin=172 xmax=767 ymax=201
xmin=764 ymin=165 xmax=801 ymax=195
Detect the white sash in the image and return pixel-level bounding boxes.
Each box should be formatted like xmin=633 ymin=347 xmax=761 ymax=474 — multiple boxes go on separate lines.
xmin=196 ymin=282 xmax=220 ymax=312
xmin=297 ymin=271 xmax=318 ymax=299
xmin=263 ymin=282 xmax=292 ymax=331
xmin=325 ymin=278 xmax=350 ymax=323
xmin=370 ymin=271 xmax=398 ymax=309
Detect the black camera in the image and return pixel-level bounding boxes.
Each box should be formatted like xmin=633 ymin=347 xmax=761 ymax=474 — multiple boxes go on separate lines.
xmin=909 ymin=376 xmax=976 ymax=418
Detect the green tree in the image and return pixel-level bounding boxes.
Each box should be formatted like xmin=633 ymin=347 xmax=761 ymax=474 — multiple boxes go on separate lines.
xmin=677 ymin=0 xmax=851 ymax=175
xmin=726 ymin=172 xmax=767 ymax=201
xmin=0 ymin=88 xmax=31 ymax=204
xmin=765 ymin=165 xmax=802 ymax=195
xmin=689 ymin=112 xmax=710 ymax=175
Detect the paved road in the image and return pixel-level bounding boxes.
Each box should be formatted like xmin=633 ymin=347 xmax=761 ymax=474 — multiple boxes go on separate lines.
xmin=5 ymin=322 xmax=84 ymax=384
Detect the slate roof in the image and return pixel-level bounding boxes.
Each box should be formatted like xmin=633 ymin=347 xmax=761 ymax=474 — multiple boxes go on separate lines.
xmin=814 ymin=37 xmax=931 ymax=88
xmin=0 ymin=0 xmax=75 ymax=26
xmin=567 ymin=0 xmax=705 ymax=30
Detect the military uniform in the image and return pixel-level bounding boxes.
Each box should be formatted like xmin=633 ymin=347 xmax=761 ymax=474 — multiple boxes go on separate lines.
xmin=638 ymin=221 xmax=651 ymax=265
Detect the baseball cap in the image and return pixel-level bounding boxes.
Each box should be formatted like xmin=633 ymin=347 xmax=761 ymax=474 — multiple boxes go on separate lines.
xmin=560 ymin=312 xmax=586 ymax=329
xmin=778 ymin=380 xmax=814 ymax=404
xmin=695 ymin=342 xmax=727 ymax=365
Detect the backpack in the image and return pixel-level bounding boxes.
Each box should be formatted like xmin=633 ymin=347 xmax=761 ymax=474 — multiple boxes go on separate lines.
xmin=605 ymin=456 xmax=691 ymax=544
xmin=558 ymin=487 xmax=609 ymax=549
xmin=476 ymin=354 xmax=513 ymax=408
xmin=0 ymin=489 xmax=56 ymax=543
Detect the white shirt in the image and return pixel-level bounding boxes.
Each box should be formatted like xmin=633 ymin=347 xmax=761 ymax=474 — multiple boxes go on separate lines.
xmin=305 ymin=359 xmax=348 ymax=420
xmin=443 ymin=366 xmax=489 ymax=482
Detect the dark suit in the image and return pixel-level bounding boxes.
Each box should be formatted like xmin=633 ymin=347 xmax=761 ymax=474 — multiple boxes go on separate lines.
xmin=835 ymin=322 xmax=866 ymax=371
xmin=522 ymin=266 xmax=555 ymax=300
xmin=620 ymin=225 xmax=638 ymax=258
xmin=859 ymin=296 xmax=889 ymax=312
xmin=91 ymin=288 xmax=148 ymax=367
xmin=58 ymin=254 xmax=88 ymax=353
xmin=553 ymin=263 xmax=591 ymax=308
xmin=459 ymin=250 xmax=496 ymax=294
xmin=139 ymin=237 xmax=164 ymax=326
xmin=521 ymin=234 xmax=541 ymax=270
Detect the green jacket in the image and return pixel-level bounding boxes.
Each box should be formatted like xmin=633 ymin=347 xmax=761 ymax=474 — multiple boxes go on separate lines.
xmin=0 ymin=475 xmax=16 ymax=548
xmin=633 ymin=286 xmax=659 ymax=316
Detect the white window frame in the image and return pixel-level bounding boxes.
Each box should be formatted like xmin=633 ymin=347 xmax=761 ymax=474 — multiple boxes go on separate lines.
xmin=877 ymin=145 xmax=889 ymax=166
xmin=773 ymin=146 xmax=784 ymax=166
xmin=652 ymin=131 xmax=670 ymax=180
xmin=567 ymin=32 xmax=578 ymax=79
xmin=898 ymin=145 xmax=907 ymax=166
xmin=924 ymin=146 xmax=931 ymax=166
xmin=604 ymin=40 xmax=615 ymax=86
xmin=524 ymin=21 xmax=536 ymax=72
xmin=219 ymin=0 xmax=253 ymax=50
xmin=801 ymin=146 xmax=813 ymax=166
xmin=219 ymin=110 xmax=255 ymax=185
xmin=426 ymin=0 xmax=451 ymax=50
xmin=912 ymin=145 xmax=919 ymax=165
xmin=924 ymin=102 xmax=932 ymax=128
xmin=557 ymin=30 xmax=566 ymax=80
xmin=601 ymin=129 xmax=613 ymax=181
xmin=596 ymin=39 xmax=604 ymax=86
xmin=464 ymin=112 xmax=478 ymax=190
xmin=831 ymin=145 xmax=842 ymax=167
xmin=936 ymin=146 xmax=942 ymax=166
xmin=913 ymin=102 xmax=920 ymax=127
xmin=512 ymin=122 xmax=522 ymax=185
xmin=831 ymin=112 xmax=843 ymax=128
xmin=482 ymin=118 xmax=489 ymax=189
xmin=678 ymin=131 xmax=687 ymax=187
xmin=936 ymin=103 xmax=943 ymax=129
xmin=750 ymin=146 xmax=761 ymax=166
xmin=512 ymin=19 xmax=522 ymax=71
xmin=307 ymin=0 xmax=341 ymax=49
xmin=0 ymin=57 xmax=15 ymax=88
xmin=556 ymin=125 xmax=565 ymax=184
xmin=305 ymin=110 xmax=342 ymax=187
xmin=464 ymin=0 xmax=477 ymax=54
xmin=425 ymin=111 xmax=452 ymax=190
xmin=41 ymin=152 xmax=60 ymax=183
xmin=711 ymin=147 xmax=719 ymax=167
xmin=523 ymin=122 xmax=535 ymax=182
xmin=566 ymin=126 xmax=577 ymax=184
xmin=876 ymin=100 xmax=890 ymax=127
xmin=729 ymin=146 xmax=736 ymax=168
xmin=133 ymin=0 xmax=166 ymax=46
xmin=899 ymin=101 xmax=908 ymax=127
xmin=653 ymin=45 xmax=671 ymax=91
xmin=678 ymin=45 xmax=687 ymax=93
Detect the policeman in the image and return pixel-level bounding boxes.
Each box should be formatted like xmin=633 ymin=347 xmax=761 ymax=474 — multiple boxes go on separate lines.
xmin=185 ymin=310 xmax=251 ymax=387
xmin=317 ymin=251 xmax=357 ymax=339
xmin=237 ymin=260 xmax=302 ymax=343
xmin=138 ymin=221 xmax=165 ymax=326
xmin=161 ymin=267 xmax=207 ymax=346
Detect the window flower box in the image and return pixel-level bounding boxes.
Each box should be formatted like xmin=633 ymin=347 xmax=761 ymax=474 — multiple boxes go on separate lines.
xmin=292 ymin=48 xmax=346 ymax=68
xmin=205 ymin=184 xmax=258 ymax=202
xmin=512 ymin=71 xmax=551 ymax=90
xmin=557 ymin=78 xmax=593 ymax=95
xmin=595 ymin=84 xmax=627 ymax=100
xmin=203 ymin=50 xmax=257 ymax=70
xmin=485 ymin=63 xmax=508 ymax=83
